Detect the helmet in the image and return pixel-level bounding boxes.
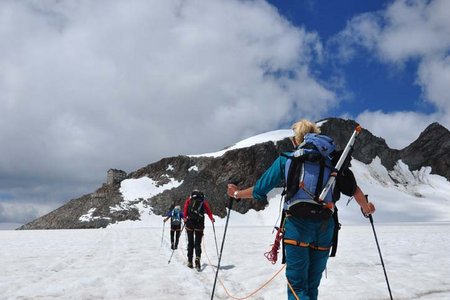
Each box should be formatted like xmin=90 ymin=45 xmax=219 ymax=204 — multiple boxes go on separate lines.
xmin=190 ymin=190 xmax=204 ymax=200
xmin=174 ymin=205 xmax=181 ymax=211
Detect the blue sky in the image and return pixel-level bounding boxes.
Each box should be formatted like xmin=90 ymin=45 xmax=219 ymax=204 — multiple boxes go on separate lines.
xmin=0 ymin=0 xmax=449 ymax=228
xmin=268 ymin=0 xmax=384 ymax=39
xmin=268 ymin=0 xmax=438 ymax=118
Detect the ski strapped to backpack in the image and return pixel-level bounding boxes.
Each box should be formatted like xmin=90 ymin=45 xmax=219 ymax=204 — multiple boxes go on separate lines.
xmin=318 ymin=125 xmax=362 ymax=205
xmin=328 ymin=125 xmax=362 ymax=257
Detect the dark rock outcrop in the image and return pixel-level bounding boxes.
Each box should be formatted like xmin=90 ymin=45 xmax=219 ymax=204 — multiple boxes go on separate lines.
xmin=399 ymin=123 xmax=450 ymax=180
xmin=19 ymin=184 xmax=140 ymax=230
xmin=319 ymin=118 xmax=400 ymax=168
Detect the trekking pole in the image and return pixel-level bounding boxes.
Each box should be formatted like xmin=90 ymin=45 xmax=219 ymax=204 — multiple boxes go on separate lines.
xmin=211 ymin=221 xmax=220 ymax=258
xmin=168 ymin=223 xmax=185 ymax=264
xmin=161 ymin=221 xmax=165 ymax=247
xmin=363 ymin=195 xmax=393 ymax=300
xmin=211 ymin=195 xmax=235 ymax=300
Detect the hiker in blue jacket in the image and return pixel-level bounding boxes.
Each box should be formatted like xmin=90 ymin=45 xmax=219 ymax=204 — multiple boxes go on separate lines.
xmin=163 ymin=205 xmax=184 ymax=250
xmin=227 ymin=119 xmax=375 ymax=300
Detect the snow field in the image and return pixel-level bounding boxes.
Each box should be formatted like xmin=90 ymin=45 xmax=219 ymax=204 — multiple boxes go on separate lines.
xmin=1 ymin=223 xmax=450 ymax=300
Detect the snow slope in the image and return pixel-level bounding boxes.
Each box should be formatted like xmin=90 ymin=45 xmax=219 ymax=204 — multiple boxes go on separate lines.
xmin=1 ymin=224 xmax=449 ymax=299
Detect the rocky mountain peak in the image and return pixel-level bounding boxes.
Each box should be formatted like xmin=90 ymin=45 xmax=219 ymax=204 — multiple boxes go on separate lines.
xmin=400 ymin=122 xmax=450 ymax=180
xmin=18 ymin=118 xmax=450 ymax=230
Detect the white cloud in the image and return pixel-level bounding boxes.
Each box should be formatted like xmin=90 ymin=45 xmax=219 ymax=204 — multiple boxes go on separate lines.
xmin=356 ymin=110 xmax=437 ymax=149
xmin=335 ymin=0 xmax=450 ymax=63
xmin=334 ymin=0 xmax=450 ymax=145
xmin=379 ymin=0 xmax=450 ymax=62
xmin=0 ymin=0 xmax=336 ymax=223
xmin=417 ymin=56 xmax=450 ymax=115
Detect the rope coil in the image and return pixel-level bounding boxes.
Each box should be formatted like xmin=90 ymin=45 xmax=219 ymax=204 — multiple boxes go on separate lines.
xmin=264 ymin=226 xmax=284 ymax=264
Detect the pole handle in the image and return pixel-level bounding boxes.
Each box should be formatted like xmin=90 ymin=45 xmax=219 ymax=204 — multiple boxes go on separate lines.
xmin=361 ymin=194 xmax=374 ymax=224
xmin=228 ymin=179 xmax=241 ymax=204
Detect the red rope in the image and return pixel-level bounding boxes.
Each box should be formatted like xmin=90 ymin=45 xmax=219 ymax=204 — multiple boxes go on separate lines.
xmin=264 ymin=226 xmax=284 ymax=264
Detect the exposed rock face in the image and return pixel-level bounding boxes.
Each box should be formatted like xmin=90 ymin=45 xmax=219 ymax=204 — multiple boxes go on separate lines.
xmin=18 ymin=118 xmax=450 ymax=230
xmin=134 ymin=138 xmax=293 ymax=218
xmin=19 ymin=184 xmax=140 ymax=230
xmin=319 ymin=118 xmax=400 ymax=168
xmin=400 ymin=123 xmax=450 ymax=180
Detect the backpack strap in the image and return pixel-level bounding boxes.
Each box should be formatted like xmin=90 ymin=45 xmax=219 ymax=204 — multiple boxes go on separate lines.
xmin=329 ymin=207 xmax=341 ymax=257
xmin=314 ymin=157 xmax=326 ymax=201
xmin=285 ymin=156 xmax=302 ymax=201
xmin=279 ymin=153 xmax=291 ymax=196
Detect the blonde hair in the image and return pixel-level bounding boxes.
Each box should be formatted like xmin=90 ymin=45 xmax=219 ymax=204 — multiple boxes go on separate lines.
xmin=291 ymin=119 xmax=320 ymax=145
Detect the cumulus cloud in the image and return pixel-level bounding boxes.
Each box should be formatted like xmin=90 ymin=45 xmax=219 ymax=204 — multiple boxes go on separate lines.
xmin=0 ymin=0 xmax=336 ymax=224
xmin=335 ymin=0 xmax=450 ymax=63
xmin=417 ymin=56 xmax=450 ymax=114
xmin=356 ymin=110 xmax=437 ymax=149
xmin=333 ymin=0 xmax=450 ymax=144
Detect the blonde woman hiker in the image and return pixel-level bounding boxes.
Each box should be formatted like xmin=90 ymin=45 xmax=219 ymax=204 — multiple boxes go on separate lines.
xmin=227 ymin=119 xmax=375 ymax=300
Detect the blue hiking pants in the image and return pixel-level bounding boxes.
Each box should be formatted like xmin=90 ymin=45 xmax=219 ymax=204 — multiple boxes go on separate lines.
xmin=284 ymin=216 xmax=334 ymax=300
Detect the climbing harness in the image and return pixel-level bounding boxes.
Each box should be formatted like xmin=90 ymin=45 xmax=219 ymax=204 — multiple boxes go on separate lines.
xmin=283 ymin=239 xmax=330 ymax=251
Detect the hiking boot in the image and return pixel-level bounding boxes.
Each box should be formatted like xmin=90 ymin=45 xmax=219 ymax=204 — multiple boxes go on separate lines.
xmin=187 ymin=261 xmax=193 ymax=268
xmin=195 ymin=257 xmax=201 ymax=270
xmin=171 ymin=243 xmax=174 ymax=250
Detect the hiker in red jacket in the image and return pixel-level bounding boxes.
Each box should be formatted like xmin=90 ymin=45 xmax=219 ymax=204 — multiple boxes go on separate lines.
xmin=183 ymin=190 xmax=215 ymax=270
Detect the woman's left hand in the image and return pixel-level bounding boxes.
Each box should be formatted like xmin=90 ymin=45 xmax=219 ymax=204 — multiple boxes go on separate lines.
xmin=362 ymin=202 xmax=376 ymax=215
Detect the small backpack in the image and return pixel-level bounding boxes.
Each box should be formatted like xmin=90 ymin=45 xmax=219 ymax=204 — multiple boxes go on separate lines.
xmin=283 ymin=133 xmax=336 ymax=208
xmin=171 ymin=208 xmax=182 ymax=226
xmin=187 ymin=191 xmax=205 ymax=222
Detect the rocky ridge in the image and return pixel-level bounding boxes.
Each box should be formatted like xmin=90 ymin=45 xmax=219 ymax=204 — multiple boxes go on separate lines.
xmin=19 ymin=118 xmax=450 ymax=230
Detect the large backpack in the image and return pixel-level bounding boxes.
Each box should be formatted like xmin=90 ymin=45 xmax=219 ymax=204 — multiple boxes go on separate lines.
xmin=187 ymin=191 xmax=205 ymax=222
xmin=171 ymin=208 xmax=182 ymax=226
xmin=283 ymin=133 xmax=336 ymax=210
xmin=279 ymin=134 xmax=337 ymax=263
xmin=280 ymin=131 xmax=359 ymax=259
